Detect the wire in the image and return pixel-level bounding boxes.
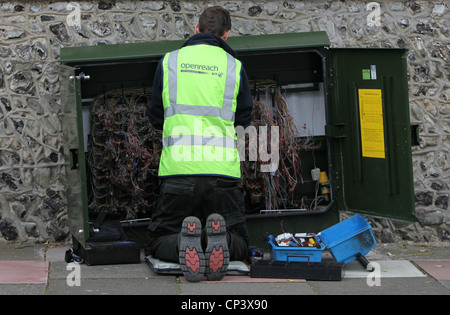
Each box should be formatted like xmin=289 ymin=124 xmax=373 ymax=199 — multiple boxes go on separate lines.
xmin=243 ymin=82 xmax=315 ymax=212
xmin=88 ymin=87 xmax=161 ymax=220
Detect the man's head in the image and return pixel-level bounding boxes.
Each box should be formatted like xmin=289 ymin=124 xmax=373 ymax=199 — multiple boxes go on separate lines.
xmin=195 ymin=6 xmax=231 ymax=41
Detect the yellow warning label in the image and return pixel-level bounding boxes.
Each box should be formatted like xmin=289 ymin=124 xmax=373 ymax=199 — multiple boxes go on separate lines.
xmin=358 ymin=89 xmax=385 ymax=159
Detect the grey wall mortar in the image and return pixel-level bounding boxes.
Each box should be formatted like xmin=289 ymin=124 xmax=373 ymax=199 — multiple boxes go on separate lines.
xmin=0 ymin=0 xmax=448 ymax=244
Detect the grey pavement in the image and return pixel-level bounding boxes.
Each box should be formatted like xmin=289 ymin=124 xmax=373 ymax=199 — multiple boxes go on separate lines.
xmin=0 ymin=241 xmax=449 ymax=297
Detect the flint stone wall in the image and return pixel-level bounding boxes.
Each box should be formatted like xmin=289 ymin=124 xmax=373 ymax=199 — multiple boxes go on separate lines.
xmin=0 ymin=0 xmax=449 ymax=244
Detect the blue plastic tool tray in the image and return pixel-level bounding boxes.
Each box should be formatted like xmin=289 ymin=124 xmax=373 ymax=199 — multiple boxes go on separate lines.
xmin=318 ymin=214 xmax=377 ymax=264
xmin=268 ymin=214 xmax=377 ymax=266
xmin=268 ymin=235 xmax=325 ymax=263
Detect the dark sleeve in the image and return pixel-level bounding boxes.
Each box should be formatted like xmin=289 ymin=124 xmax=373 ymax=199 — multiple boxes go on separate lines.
xmin=146 ymin=59 xmax=164 ymax=130
xmin=234 ymin=67 xmax=253 ymax=128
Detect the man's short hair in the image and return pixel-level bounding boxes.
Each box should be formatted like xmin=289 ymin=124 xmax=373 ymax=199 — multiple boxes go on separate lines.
xmin=198 ymin=6 xmax=231 ymax=37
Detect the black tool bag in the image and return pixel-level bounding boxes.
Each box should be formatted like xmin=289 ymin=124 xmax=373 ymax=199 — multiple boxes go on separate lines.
xmin=65 ymin=212 xmax=141 ymax=266
xmin=87 ymin=212 xmax=126 ymax=242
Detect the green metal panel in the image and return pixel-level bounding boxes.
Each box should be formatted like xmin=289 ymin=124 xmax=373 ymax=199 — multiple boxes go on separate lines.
xmin=328 ymin=48 xmax=416 ymax=222
xmin=60 ymin=32 xmax=331 ymax=100
xmin=60 ymin=40 xmax=182 ymax=64
xmin=59 ymin=65 xmax=90 ymax=246
xmin=229 ymin=32 xmax=331 ymax=52
xmin=60 ymin=32 xmax=330 ymax=63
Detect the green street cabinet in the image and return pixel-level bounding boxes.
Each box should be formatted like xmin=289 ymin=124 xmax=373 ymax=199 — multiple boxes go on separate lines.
xmin=59 ymin=32 xmax=416 ymax=249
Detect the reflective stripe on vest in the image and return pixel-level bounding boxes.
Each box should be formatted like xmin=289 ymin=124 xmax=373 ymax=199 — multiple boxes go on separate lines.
xmin=162 ymin=134 xmax=237 ymax=149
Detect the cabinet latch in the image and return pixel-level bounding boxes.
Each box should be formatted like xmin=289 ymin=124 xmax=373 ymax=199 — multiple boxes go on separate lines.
xmin=69 ymin=72 xmax=91 ymax=82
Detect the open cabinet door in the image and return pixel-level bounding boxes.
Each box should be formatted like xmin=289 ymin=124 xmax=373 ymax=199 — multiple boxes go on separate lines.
xmin=328 ymin=48 xmax=416 ymax=222
xmin=59 ymin=65 xmax=90 ymax=246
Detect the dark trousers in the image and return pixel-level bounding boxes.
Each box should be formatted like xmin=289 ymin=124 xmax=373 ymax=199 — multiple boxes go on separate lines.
xmin=147 ymin=176 xmax=249 ymax=263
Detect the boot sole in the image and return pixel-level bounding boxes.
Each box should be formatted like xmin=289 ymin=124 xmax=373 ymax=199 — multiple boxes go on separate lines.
xmin=205 ymin=214 xmax=229 ymax=281
xmin=179 ymin=216 xmax=205 ymax=282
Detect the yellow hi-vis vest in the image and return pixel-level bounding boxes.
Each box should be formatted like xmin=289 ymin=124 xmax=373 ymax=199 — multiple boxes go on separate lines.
xmin=159 ymin=44 xmax=242 ymax=178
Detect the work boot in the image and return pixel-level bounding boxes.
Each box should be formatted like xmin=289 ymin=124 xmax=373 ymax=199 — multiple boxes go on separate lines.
xmin=179 ymin=216 xmax=205 ymax=282
xmin=204 ymin=213 xmax=229 ymax=281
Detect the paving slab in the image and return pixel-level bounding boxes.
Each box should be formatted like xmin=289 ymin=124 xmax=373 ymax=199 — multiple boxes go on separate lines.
xmin=343 ymin=260 xmax=426 ymax=278
xmin=373 ymin=243 xmax=450 ymax=260
xmin=47 ymin=277 xmax=179 ymax=295
xmin=0 ymin=245 xmax=45 ymax=261
xmin=49 ymin=261 xmax=155 ymax=280
xmin=0 ymin=284 xmax=47 ymax=295
xmin=0 ymin=261 xmax=49 ymax=284
xmin=179 ymin=275 xmax=305 ymax=284
xmin=309 ymin=277 xmax=450 ymax=295
xmin=47 ymin=259 xmax=180 ymax=295
xmin=45 ymin=245 xmax=71 ymax=262
xmin=413 ymin=260 xmax=450 ymax=280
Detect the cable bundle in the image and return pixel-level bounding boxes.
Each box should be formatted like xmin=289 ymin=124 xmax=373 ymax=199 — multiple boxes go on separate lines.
xmin=242 ymin=83 xmax=313 ymax=212
xmin=88 ymin=88 xmax=161 ymax=220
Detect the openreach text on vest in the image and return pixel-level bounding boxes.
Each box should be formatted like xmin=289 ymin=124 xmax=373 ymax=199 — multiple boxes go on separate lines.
xmin=180 ymin=62 xmax=220 ymax=73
